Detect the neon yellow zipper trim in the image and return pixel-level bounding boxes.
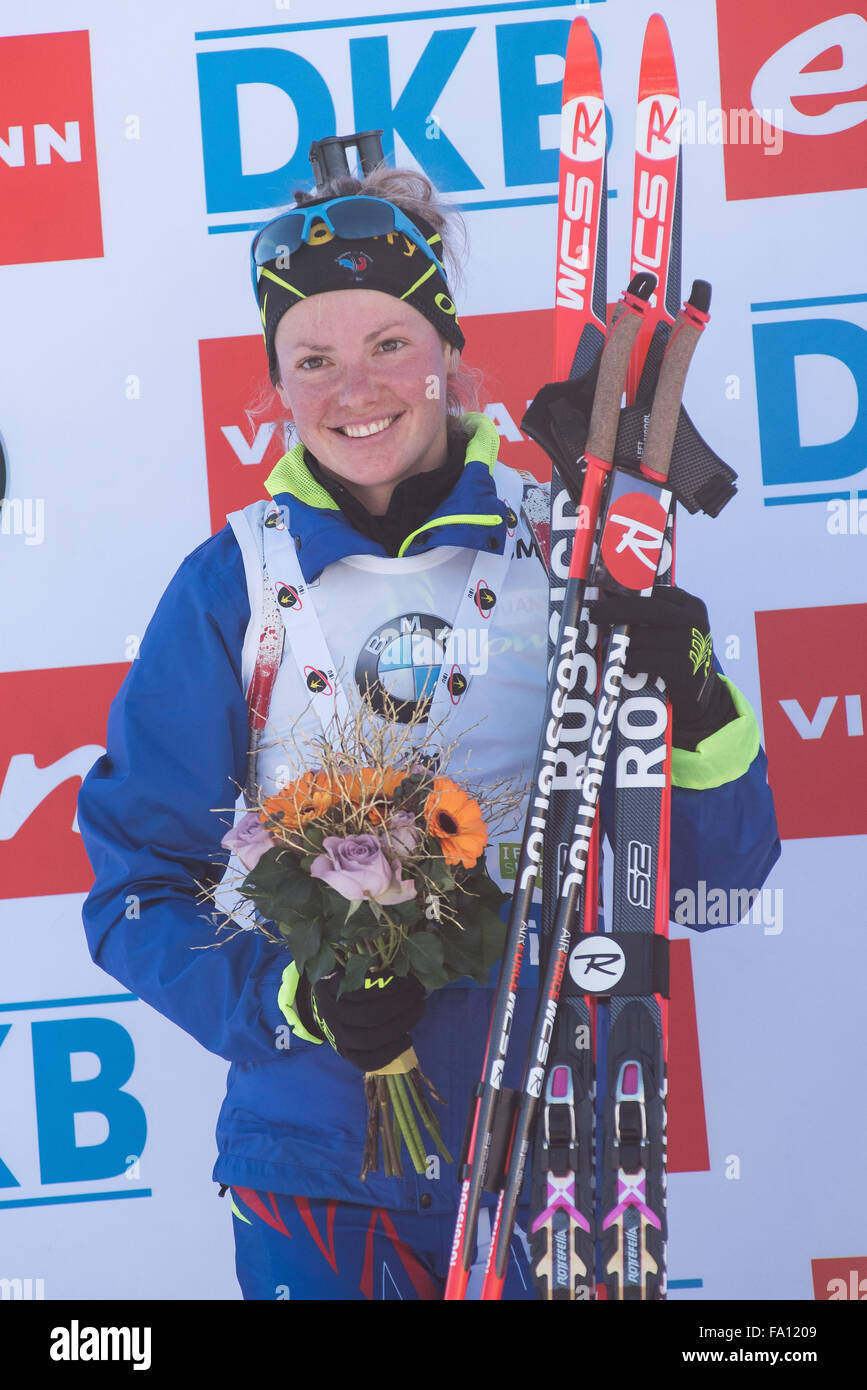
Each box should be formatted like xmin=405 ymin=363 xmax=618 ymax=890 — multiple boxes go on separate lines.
xmin=397 ymin=512 xmax=503 ymax=558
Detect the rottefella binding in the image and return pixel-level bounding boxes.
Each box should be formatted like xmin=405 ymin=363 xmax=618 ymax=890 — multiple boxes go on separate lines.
xmin=308 ymin=131 xmax=385 ymax=191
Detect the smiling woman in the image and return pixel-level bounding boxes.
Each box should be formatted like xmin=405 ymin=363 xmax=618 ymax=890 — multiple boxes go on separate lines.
xmin=273 ymin=289 xmax=458 ymax=515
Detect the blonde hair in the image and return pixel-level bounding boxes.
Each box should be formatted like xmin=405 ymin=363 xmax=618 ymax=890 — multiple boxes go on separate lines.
xmin=251 ymin=164 xmax=482 ymax=442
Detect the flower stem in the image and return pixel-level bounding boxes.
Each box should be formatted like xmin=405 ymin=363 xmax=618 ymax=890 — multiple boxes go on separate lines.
xmin=407 ymin=1069 xmax=454 ymax=1165
xmin=388 ymin=1074 xmax=427 ymax=1174
xmin=377 ymin=1076 xmax=401 ymax=1178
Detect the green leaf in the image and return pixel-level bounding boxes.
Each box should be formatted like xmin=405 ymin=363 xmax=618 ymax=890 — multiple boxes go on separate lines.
xmin=337 ymin=900 xmax=379 ymax=943
xmin=344 ymin=898 xmax=364 ymax=924
xmin=406 ymin=930 xmax=445 ymax=976
xmin=285 ymin=918 xmax=323 ymax=977
xmin=240 ymin=847 xmax=288 ymax=895
xmin=412 ymin=963 xmax=450 ymax=992
xmin=477 ymin=904 xmax=507 ymax=968
xmin=425 ymin=858 xmax=456 ymax=893
xmin=390 ymin=943 xmax=411 ymax=977
xmin=304 ymin=822 xmax=326 ymax=851
xmin=306 ymin=941 xmax=337 ymax=987
xmin=438 ymin=919 xmax=484 ymax=981
xmin=340 ymin=951 xmax=372 ymax=997
xmin=386 ymin=896 xmax=423 ymax=929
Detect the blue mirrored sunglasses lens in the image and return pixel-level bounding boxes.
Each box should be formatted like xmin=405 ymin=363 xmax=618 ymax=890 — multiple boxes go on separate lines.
xmin=327 ymin=198 xmax=397 ymax=238
xmin=253 ymin=213 xmax=306 ymax=266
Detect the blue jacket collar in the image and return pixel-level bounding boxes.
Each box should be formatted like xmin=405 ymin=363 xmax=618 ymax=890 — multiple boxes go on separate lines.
xmin=264 ymin=413 xmax=512 ymax=583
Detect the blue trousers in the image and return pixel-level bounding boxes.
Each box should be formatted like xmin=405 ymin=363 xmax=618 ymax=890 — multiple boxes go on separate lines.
xmin=230 ymin=1187 xmax=534 ymax=1301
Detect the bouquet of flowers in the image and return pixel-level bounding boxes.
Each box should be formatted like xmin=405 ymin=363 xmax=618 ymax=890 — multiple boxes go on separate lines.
xmin=217 ymin=702 xmax=513 ymax=1180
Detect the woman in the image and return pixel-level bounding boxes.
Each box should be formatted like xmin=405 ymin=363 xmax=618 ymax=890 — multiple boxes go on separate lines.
xmin=78 ymin=163 xmax=780 ymax=1300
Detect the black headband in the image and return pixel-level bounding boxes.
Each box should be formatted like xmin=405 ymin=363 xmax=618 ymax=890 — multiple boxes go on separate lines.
xmin=257 ymin=207 xmax=465 ymax=381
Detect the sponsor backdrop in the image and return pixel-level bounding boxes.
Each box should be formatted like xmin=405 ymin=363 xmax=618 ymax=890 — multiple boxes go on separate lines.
xmin=0 ymin=0 xmax=864 ymax=1301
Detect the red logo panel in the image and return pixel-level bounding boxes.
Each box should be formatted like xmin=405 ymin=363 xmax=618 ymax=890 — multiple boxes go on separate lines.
xmin=0 ymin=664 xmax=127 ymax=899
xmin=0 ymin=31 xmax=103 ymax=265
xmin=755 ymin=604 xmax=866 ymax=839
xmin=717 ymin=0 xmax=867 ymax=200
xmin=668 ymin=939 xmax=710 ymax=1173
xmin=811 ymin=1255 xmax=867 ymax=1300
xmin=200 ymin=310 xmax=555 ymax=536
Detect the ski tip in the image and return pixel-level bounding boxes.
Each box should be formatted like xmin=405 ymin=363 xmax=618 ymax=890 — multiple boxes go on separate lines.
xmin=688 ymin=279 xmax=712 ymax=314
xmin=628 ymin=271 xmax=658 ymax=302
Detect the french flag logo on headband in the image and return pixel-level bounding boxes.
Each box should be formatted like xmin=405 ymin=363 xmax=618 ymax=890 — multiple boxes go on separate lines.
xmin=336 ymin=250 xmax=372 ymax=277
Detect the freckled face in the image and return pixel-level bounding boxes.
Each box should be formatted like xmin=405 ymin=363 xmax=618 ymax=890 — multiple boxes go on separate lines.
xmin=274 ymin=289 xmax=458 ymax=514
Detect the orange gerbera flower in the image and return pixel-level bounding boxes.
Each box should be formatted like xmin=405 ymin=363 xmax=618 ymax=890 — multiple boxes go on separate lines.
xmin=335 ymin=766 xmax=407 ymax=824
xmin=424 ymin=777 xmax=488 ymax=869
xmin=261 ymin=770 xmax=334 ymax=834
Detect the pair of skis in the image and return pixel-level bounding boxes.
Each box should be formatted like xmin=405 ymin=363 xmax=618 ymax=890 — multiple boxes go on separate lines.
xmin=446 ymin=13 xmax=718 ymax=1301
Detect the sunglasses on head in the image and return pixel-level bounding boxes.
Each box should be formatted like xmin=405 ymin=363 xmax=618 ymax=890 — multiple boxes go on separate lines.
xmin=249 ymin=195 xmax=446 ymax=299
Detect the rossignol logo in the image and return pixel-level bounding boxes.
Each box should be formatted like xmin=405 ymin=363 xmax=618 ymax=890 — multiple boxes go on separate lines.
xmin=636 ymin=94 xmax=679 ymax=159
xmin=616 ymin=672 xmax=668 ymax=790
xmin=568 ymin=935 xmax=627 ymax=992
xmin=560 ymin=634 xmax=629 ymax=892
xmin=563 ymin=95 xmax=606 ymax=162
xmin=599 ymin=493 xmax=668 ymax=591
xmin=519 ymin=621 xmax=592 ymax=892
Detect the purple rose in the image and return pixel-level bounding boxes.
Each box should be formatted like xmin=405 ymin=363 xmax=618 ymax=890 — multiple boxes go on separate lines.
xmin=221 ymin=811 xmax=278 ymax=871
xmin=310 ymin=834 xmax=417 ymax=906
xmin=383 ymin=811 xmax=423 ymax=859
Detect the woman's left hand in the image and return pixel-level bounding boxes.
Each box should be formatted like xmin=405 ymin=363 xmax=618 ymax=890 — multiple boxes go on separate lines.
xmin=587 ymin=585 xmax=736 ymax=750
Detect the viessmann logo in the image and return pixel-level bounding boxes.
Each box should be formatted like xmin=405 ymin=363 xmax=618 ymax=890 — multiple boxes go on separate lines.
xmin=716 ymin=0 xmax=867 ymax=200
xmin=755 ymin=603 xmax=866 ymax=840
xmin=0 ymin=31 xmax=103 ymax=265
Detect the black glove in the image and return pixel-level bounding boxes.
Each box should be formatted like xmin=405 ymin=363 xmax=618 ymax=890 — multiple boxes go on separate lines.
xmin=296 ymin=968 xmax=426 ymax=1072
xmin=587 ymin=585 xmax=736 ymax=750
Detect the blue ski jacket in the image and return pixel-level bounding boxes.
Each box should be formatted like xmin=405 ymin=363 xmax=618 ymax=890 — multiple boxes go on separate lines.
xmin=78 ymin=439 xmax=780 ymax=1214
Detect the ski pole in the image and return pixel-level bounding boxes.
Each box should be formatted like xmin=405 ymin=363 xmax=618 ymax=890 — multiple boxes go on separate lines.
xmin=444 ymin=272 xmax=656 ymax=1301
